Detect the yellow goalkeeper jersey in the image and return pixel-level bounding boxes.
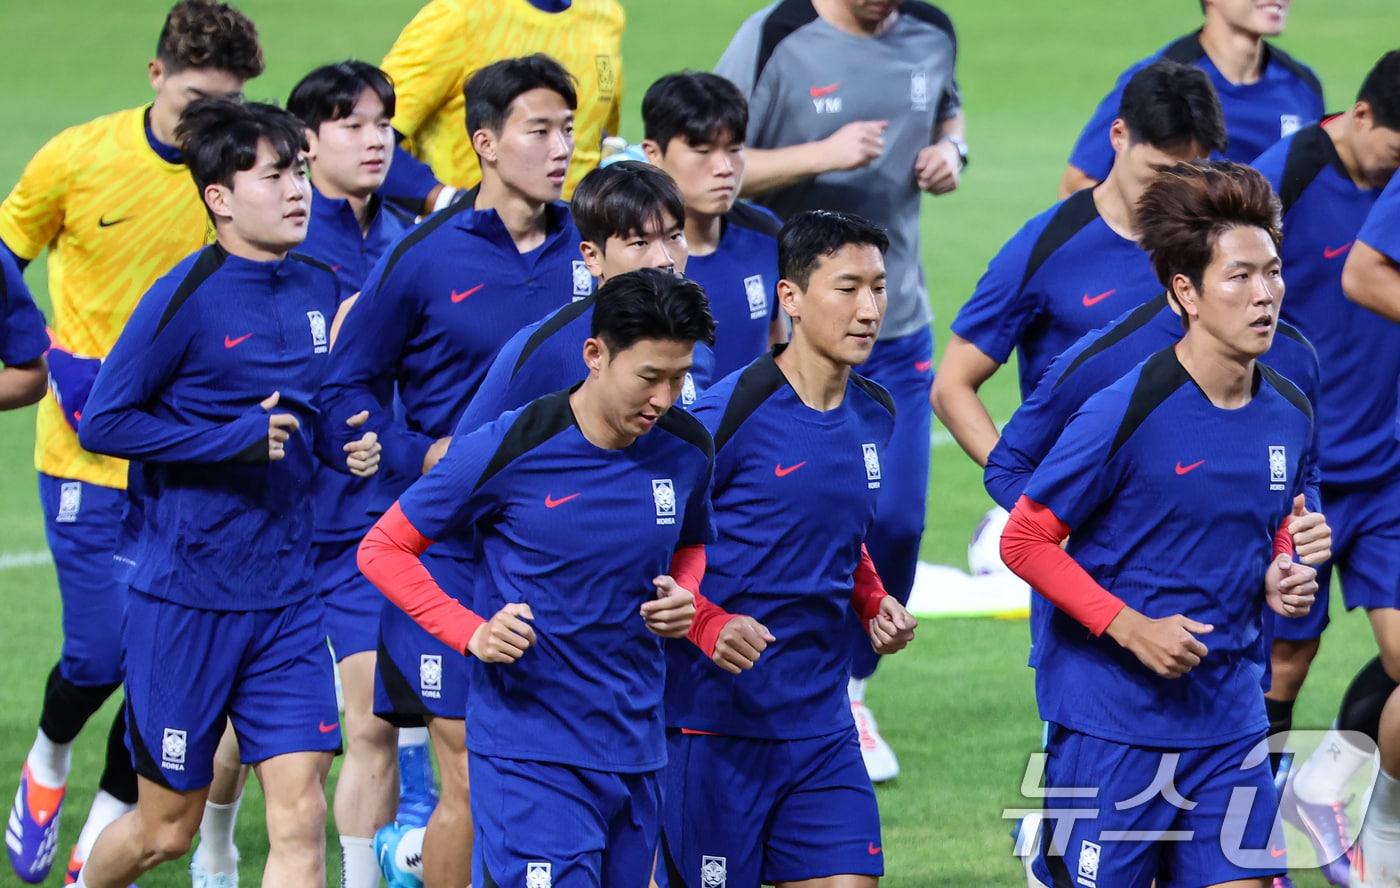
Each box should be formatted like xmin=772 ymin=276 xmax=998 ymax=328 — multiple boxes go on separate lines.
xmin=382 ymin=0 xmax=625 ymax=197
xmin=0 ymin=105 xmax=210 ymax=489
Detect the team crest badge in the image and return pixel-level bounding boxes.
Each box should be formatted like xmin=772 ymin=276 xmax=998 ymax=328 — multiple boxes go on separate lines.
xmin=1269 ymin=445 xmax=1287 ymax=491
xmin=526 ymin=862 xmax=552 ymax=888
xmin=652 ymin=478 xmax=677 ymax=525
xmin=910 ymin=68 xmax=930 ymax=111
xmin=701 ymin=855 xmax=727 ymax=887
xmin=1078 ymin=840 xmax=1101 ymax=885
xmin=307 ymin=310 xmax=328 ymax=354
xmin=862 ymin=443 xmax=882 ymax=489
xmin=1280 ymin=114 xmax=1302 ymax=137
xmin=596 ymin=55 xmax=615 ymax=95
xmin=56 ymin=481 xmax=82 ymax=524
xmin=572 ymin=260 xmax=593 ymax=300
xmin=419 ymin=654 xmax=442 ymax=698
xmin=680 ymin=372 xmax=697 ymax=406
xmin=744 ymin=274 xmax=768 ymax=319
xmin=162 ymin=728 xmax=187 ymax=771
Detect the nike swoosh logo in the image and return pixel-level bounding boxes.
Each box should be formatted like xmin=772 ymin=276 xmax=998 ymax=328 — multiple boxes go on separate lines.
xmin=914 ymin=359 xmax=933 ymax=373
xmin=1175 ymin=459 xmax=1205 ymax=475
xmin=224 ymin=333 xmax=253 ymax=349
xmin=1081 ymin=288 xmax=1116 ymax=307
xmin=1323 ymin=242 xmax=1353 ymax=260
xmin=98 ymin=215 xmax=133 ymax=228
xmin=451 ymin=283 xmax=485 ymax=303
xmin=868 ymin=842 xmax=882 ymax=856
xmin=774 ymin=461 xmax=807 ymax=477
xmin=809 ymin=83 xmax=840 ymax=98
xmin=318 ymin=721 xmax=338 ymax=734
xmin=1269 ymin=846 xmax=1287 ymax=858
xmin=545 ymin=492 xmax=581 ymax=508
xmin=330 ymin=263 xmax=343 ymax=272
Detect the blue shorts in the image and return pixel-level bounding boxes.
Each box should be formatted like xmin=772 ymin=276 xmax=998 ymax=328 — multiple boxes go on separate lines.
xmin=38 ymin=474 xmax=127 ymax=687
xmin=122 ymin=588 xmax=341 ymax=791
xmin=373 ymin=550 xmax=473 ymax=725
xmin=1032 ymin=725 xmax=1284 ymax=888
xmin=1270 ymin=477 xmax=1400 ymax=641
xmin=849 ymin=326 xmax=933 ymax=679
xmin=313 ymin=537 xmax=380 ymax=660
xmin=470 ymin=753 xmax=661 ymax=888
xmin=658 ymin=728 xmax=882 ymax=887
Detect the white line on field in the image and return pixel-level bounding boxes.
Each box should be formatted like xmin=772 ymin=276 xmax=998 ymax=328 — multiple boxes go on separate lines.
xmin=0 ymin=550 xmax=51 ymax=571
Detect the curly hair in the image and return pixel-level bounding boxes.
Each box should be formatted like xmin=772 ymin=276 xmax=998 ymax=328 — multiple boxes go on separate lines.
xmin=1135 ymin=160 xmax=1282 ymax=292
xmin=156 ymin=0 xmax=263 ymax=80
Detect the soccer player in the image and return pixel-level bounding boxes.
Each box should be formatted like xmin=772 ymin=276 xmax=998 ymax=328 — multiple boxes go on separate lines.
xmin=935 ymin=59 xmax=1225 ymax=467
xmin=1058 ymin=0 xmax=1323 ymax=197
xmin=716 ymin=0 xmax=965 ymax=781
xmin=359 ymin=268 xmax=719 ymax=887
xmin=660 ymin=209 xmax=919 ymax=888
xmin=70 ymin=99 xmax=378 ymax=888
xmin=1001 ymin=160 xmax=1320 ymax=888
xmin=639 ymin=71 xmax=782 ymax=389
xmin=286 ymin=60 xmax=426 ymax=888
xmin=0 ymin=2 xmax=262 ymax=882
xmin=1262 ymin=52 xmax=1400 ymax=883
xmin=378 ymin=0 xmax=624 ymax=212
xmin=0 ymin=251 xmax=47 ymax=411
xmin=318 ymin=53 xmax=584 ymax=888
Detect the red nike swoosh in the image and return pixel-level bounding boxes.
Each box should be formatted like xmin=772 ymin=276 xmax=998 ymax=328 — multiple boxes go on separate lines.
xmin=914 ymin=359 xmax=933 ymax=372
xmin=1269 ymin=846 xmax=1287 ymax=858
xmin=1081 ymin=288 xmax=1116 ymax=307
xmin=451 ymin=283 xmax=485 ymax=303
xmin=1323 ymin=242 xmax=1353 ymax=260
xmin=318 ymin=721 xmax=338 ymax=734
xmin=224 ymin=333 xmax=253 ymax=349
xmin=868 ymin=842 xmax=882 ymax=856
xmin=774 ymin=461 xmax=807 ymax=477
xmin=809 ymin=83 xmax=840 ymax=98
xmin=1175 ymin=459 xmax=1205 ymax=475
xmin=545 ymin=492 xmax=581 ymax=508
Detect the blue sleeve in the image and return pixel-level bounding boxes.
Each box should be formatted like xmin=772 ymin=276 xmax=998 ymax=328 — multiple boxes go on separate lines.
xmin=679 ymin=452 xmax=717 ymax=548
xmin=78 ymin=288 xmax=267 ymax=463
xmin=1359 ymin=174 xmax=1400 ymax=262
xmin=319 ymin=247 xmax=436 ymax=479
xmin=453 ymin=330 xmax=528 ymax=436
xmin=690 ymin=395 xmax=735 ymax=492
xmin=949 ymin=216 xmax=1043 ymax=363
xmin=397 ymin=414 xmax=508 ymax=540
xmin=379 ymin=142 xmax=441 ymax=213
xmin=1023 ymin=387 xmax=1130 ymax=528
xmin=0 ymin=237 xmax=30 ymax=273
xmin=0 ymin=251 xmax=47 ymax=366
xmin=984 ymin=354 xmax=1086 ymax=512
xmin=1067 ymin=61 xmax=1148 ymax=180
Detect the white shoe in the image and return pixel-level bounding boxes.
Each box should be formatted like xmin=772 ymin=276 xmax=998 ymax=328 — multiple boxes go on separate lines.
xmin=851 ymin=700 xmax=899 ymax=783
xmin=190 ymin=856 xmax=239 ymax=887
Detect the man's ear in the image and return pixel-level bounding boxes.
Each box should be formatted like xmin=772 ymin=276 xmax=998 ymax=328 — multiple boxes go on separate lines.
xmin=471 ymin=127 xmax=498 ymax=165
xmin=776 ymin=278 xmax=801 ymax=322
xmin=580 ymin=240 xmax=605 ymax=278
xmin=582 ymin=336 xmax=608 ymax=373
xmin=203 ymin=183 xmax=234 ymax=224
xmin=1171 ymin=273 xmax=1200 ymax=322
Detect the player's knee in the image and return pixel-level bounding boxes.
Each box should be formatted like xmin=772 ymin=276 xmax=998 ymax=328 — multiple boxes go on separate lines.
xmin=267 ymin=787 xmax=328 ymax=845
xmin=141 ymin=820 xmax=195 ymax=864
xmin=1378 ymin=646 xmax=1400 ymax=685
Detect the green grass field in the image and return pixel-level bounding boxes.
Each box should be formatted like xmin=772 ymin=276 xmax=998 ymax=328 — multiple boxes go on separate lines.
xmin=0 ymin=2 xmax=1394 ymax=885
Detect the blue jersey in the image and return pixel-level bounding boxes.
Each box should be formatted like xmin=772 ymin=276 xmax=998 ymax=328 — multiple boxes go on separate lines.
xmin=684 ymin=203 xmax=781 ymax=387
xmin=398 ymin=390 xmax=715 ymax=772
xmin=666 ymin=350 xmax=895 ymax=739
xmin=950 ymin=188 xmax=1161 ymax=397
xmin=1254 ymin=124 xmax=1396 ymax=486
xmin=319 ymin=199 xmax=590 ymax=499
xmin=1068 ymin=32 xmax=1323 ymax=180
xmin=1025 ymin=348 xmax=1313 ymax=747
xmin=1359 ymin=168 xmax=1400 ymax=262
xmin=301 ymin=188 xmax=414 ymax=542
xmin=0 ymin=247 xmax=47 ymax=367
xmin=79 ymin=245 xmax=339 ymax=611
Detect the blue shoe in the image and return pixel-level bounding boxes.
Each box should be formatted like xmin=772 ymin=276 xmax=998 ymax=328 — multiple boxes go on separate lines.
xmin=374 ymin=823 xmax=423 ymax=888
xmin=7 ymin=764 xmax=64 ymax=884
xmin=1281 ymin=782 xmax=1352 ymax=886
xmin=395 ymin=743 xmax=438 ymax=828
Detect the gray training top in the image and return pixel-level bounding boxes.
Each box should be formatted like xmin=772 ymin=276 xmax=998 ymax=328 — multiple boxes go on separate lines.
xmin=716 ymin=0 xmax=961 ymax=341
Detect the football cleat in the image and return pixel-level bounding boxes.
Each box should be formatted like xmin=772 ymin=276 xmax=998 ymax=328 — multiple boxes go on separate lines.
xmin=1280 ymin=781 xmax=1352 ymax=886
xmin=851 ymin=700 xmax=899 ymax=783
xmin=189 ymin=856 xmax=238 ymax=887
xmin=375 ymin=822 xmax=424 ymax=888
xmin=7 ymin=763 xmax=64 ymax=883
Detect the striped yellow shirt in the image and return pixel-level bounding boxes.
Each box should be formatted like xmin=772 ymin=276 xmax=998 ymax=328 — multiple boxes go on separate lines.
xmin=0 ymin=105 xmax=211 ymax=489
xmin=382 ymin=0 xmax=625 ymax=198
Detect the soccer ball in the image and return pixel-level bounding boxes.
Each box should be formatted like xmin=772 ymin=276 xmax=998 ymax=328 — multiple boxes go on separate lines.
xmin=967 ymin=506 xmax=1012 ymax=576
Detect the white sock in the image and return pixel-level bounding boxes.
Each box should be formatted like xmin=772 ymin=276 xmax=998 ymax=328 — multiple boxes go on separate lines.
xmin=1295 ymin=726 xmax=1375 ymax=805
xmin=848 ymin=677 xmax=867 ymax=705
xmin=398 ymin=726 xmax=429 ymax=748
xmin=339 ymin=835 xmax=378 ymax=888
xmin=25 ymin=729 xmax=72 ymax=788
xmin=74 ymin=790 xmax=133 ymax=861
xmin=1358 ymin=768 xmax=1400 ymax=882
xmin=396 ymin=826 xmax=426 ymax=877
xmin=192 ymin=795 xmax=241 ymax=874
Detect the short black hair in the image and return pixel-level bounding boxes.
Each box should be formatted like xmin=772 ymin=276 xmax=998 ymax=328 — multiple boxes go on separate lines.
xmin=287 ymin=60 xmax=396 ymax=132
xmin=778 ymin=210 xmax=890 ymax=289
xmin=464 ymin=54 xmax=577 ymax=136
xmin=1358 ymin=50 xmax=1400 ymax=131
xmin=592 ymin=268 xmax=716 ymax=353
xmin=156 ymin=0 xmax=263 ymax=79
xmin=642 ymin=71 xmax=748 ymax=149
xmin=571 ymin=161 xmax=686 ymax=250
xmin=177 ymin=99 xmax=307 ymax=212
xmin=1118 ymin=59 xmax=1227 ymax=155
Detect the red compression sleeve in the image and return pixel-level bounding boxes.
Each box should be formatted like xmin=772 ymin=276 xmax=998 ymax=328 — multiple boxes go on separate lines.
xmin=1274 ymin=515 xmax=1294 ymax=559
xmin=670 ymin=544 xmax=735 ymax=656
xmin=1000 ymin=495 xmax=1126 ymax=637
xmin=850 ymin=543 xmax=889 ymax=631
xmin=358 ymin=502 xmax=486 ymax=655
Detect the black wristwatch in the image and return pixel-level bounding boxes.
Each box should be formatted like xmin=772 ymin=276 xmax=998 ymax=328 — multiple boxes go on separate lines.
xmin=943 ymin=135 xmax=969 ymax=170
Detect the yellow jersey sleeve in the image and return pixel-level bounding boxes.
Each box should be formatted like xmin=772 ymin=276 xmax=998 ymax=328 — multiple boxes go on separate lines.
xmin=0 ymin=125 xmax=75 ymax=260
xmin=382 ymin=0 xmax=469 ymax=142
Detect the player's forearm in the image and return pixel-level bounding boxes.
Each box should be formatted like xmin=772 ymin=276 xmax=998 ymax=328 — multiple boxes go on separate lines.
xmin=671 ymin=544 xmax=733 ymax=655
xmin=849 ymin=543 xmax=889 ymax=632
xmin=0 ymin=359 xmax=46 ymax=409
xmin=1342 ymin=241 xmax=1400 ymax=323
xmin=933 ymin=112 xmax=965 ymax=143
xmin=930 ymin=377 xmax=999 ymax=467
xmin=78 ymin=403 xmax=267 ymax=464
xmin=359 ymin=502 xmax=486 ymax=654
xmin=739 ymin=143 xmax=835 ymax=197
xmin=1001 ymin=495 xmax=1125 ymax=636
xmin=983 ymin=442 xmax=1033 ymax=513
